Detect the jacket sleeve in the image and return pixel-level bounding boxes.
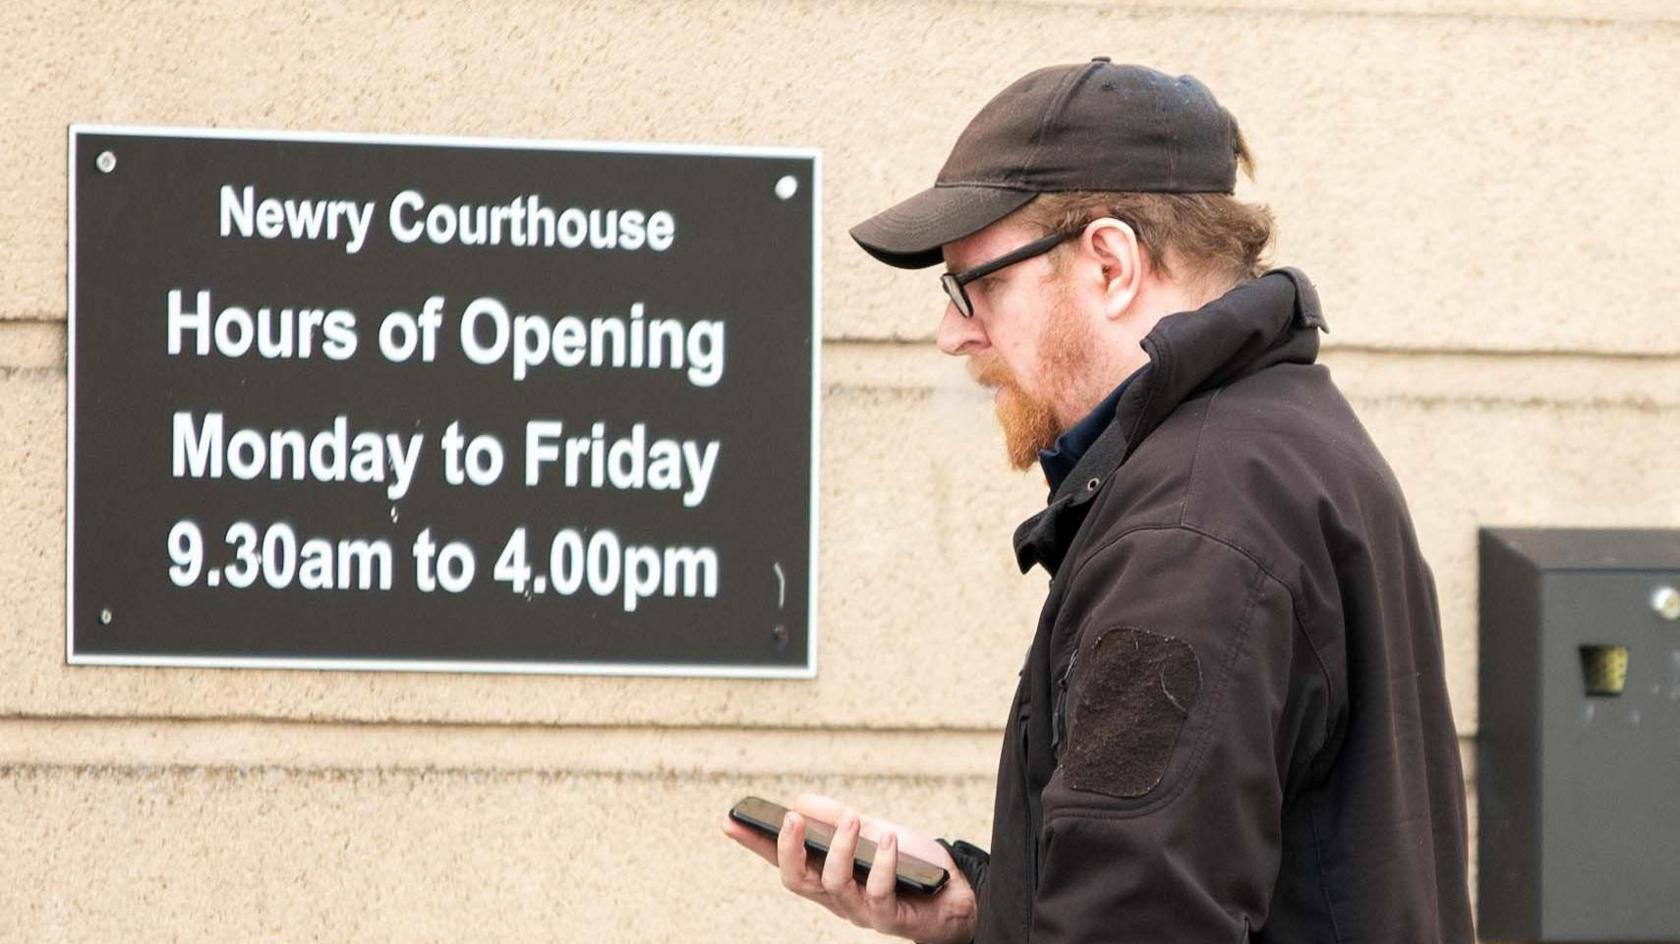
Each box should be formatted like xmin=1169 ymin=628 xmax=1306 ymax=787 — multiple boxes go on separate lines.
xmin=1032 ymin=526 xmax=1330 ymax=943
xmin=937 ymin=838 xmax=990 ymax=900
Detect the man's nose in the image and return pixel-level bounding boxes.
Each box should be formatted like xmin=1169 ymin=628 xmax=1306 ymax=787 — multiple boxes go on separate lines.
xmin=935 ymin=300 xmax=986 ymax=356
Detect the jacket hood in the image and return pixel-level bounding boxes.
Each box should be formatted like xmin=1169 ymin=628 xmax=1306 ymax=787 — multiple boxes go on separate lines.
xmin=1012 ymin=267 xmax=1327 ymax=574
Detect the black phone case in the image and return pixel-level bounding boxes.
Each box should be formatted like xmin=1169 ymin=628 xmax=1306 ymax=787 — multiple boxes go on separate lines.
xmin=729 ymin=796 xmax=950 ymax=895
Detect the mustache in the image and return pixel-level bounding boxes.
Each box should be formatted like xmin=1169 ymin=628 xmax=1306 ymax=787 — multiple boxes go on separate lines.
xmin=969 ymin=355 xmax=1016 ymax=390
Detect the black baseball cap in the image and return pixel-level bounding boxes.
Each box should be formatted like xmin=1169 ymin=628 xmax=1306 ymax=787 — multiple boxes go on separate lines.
xmin=851 ymin=59 xmax=1240 ymax=269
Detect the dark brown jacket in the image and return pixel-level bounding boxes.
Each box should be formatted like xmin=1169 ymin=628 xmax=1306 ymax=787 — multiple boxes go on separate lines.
xmin=944 ymin=269 xmax=1474 ymax=943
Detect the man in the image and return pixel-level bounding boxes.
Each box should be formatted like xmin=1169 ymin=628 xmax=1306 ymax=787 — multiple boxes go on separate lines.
xmin=724 ymin=60 xmax=1474 ymax=943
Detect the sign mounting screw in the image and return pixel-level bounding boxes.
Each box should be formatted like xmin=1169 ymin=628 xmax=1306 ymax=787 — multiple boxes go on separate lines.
xmin=96 ymin=151 xmax=117 ymax=174
xmin=774 ymin=175 xmax=798 ymax=200
xmin=1654 ymin=586 xmax=1680 ymax=622
xmin=99 ymin=607 xmax=113 ymax=625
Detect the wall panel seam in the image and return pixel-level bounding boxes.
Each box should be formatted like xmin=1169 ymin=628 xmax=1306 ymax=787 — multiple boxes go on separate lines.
xmin=0 ymin=760 xmax=996 ymax=784
xmin=969 ymin=0 xmax=1680 ymax=27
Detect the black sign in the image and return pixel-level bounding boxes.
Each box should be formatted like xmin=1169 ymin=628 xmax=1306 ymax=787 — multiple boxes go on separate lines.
xmin=68 ymin=126 xmax=818 ymax=676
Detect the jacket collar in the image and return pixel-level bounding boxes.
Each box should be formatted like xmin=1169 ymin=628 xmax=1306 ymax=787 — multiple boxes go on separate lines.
xmin=1011 ymin=267 xmax=1327 ymax=575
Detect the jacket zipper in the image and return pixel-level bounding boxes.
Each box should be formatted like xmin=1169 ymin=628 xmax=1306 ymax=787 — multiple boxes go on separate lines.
xmin=1051 ymin=647 xmax=1079 ymax=761
xmin=1018 ymin=697 xmax=1036 ymax=928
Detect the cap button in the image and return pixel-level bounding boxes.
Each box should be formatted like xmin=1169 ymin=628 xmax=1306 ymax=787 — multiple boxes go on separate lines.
xmin=1091 ymin=56 xmax=1112 ymax=63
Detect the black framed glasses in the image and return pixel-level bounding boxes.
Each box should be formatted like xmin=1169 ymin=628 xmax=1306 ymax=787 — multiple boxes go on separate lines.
xmin=940 ymin=226 xmax=1083 ymax=318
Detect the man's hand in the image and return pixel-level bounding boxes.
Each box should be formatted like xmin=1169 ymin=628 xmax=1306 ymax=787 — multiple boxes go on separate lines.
xmin=721 ymin=793 xmax=977 ymax=944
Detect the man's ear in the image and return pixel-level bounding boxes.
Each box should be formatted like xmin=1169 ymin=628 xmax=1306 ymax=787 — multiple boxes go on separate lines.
xmin=1083 ymin=218 xmax=1143 ymax=320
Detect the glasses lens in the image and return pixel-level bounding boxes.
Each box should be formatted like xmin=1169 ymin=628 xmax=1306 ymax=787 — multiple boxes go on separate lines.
xmin=940 ymin=273 xmax=972 ymax=318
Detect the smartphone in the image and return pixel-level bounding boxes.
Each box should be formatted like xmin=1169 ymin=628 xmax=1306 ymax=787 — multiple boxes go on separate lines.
xmin=729 ymin=796 xmax=949 ymax=895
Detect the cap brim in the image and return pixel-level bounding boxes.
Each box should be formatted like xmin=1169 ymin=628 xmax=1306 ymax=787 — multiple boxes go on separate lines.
xmin=849 ymin=184 xmax=1038 ymax=270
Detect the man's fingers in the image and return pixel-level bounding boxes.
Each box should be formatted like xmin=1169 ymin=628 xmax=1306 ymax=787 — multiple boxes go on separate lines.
xmin=778 ymin=812 xmax=821 ymax=895
xmin=795 ymin=794 xmax=902 ymax=843
xmin=819 ymin=810 xmax=864 ymax=902
xmin=863 ymin=828 xmax=902 ymax=927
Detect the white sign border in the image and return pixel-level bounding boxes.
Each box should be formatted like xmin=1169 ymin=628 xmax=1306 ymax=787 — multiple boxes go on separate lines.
xmin=65 ymin=123 xmax=822 ymax=680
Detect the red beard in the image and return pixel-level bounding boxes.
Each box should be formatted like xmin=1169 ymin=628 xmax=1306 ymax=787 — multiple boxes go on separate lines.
xmin=968 ymin=293 xmax=1097 ymax=471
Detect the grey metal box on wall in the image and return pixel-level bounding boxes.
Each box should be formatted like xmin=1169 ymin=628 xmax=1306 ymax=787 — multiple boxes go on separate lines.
xmin=1478 ymin=529 xmax=1680 ymax=942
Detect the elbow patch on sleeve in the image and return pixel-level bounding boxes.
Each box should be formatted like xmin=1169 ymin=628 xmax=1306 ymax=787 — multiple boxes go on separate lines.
xmin=1066 ymin=627 xmax=1203 ymax=799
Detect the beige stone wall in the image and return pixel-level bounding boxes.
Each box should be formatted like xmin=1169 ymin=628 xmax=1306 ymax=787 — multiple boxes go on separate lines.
xmin=4 ymin=0 xmax=1676 ymax=940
